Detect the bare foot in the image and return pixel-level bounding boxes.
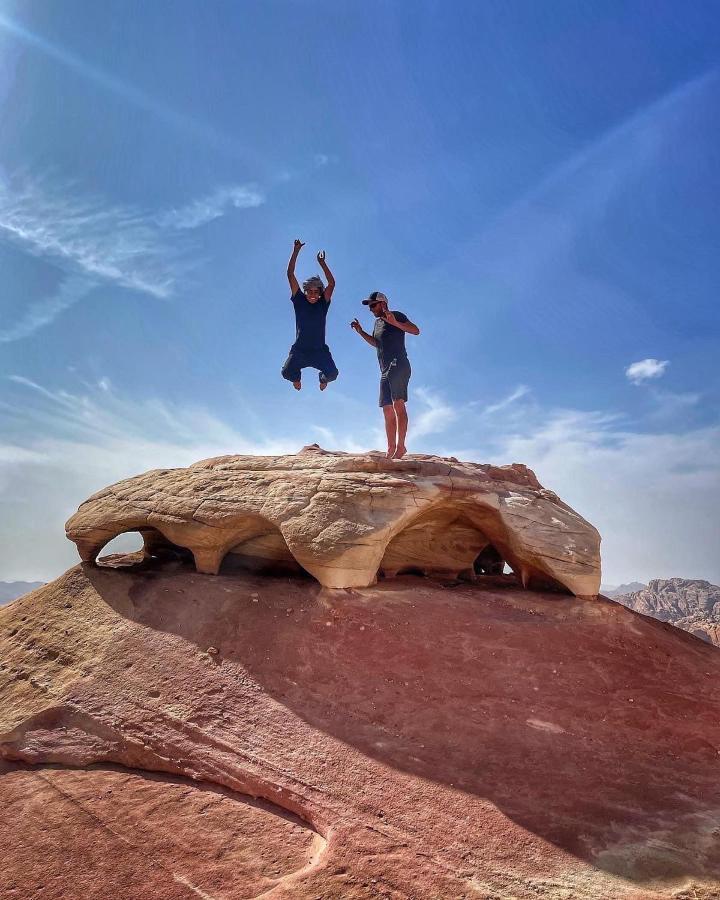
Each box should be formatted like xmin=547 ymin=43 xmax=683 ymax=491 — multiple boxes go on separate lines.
xmin=319 ymin=380 xmax=327 ymax=391
xmin=293 ymin=380 xmax=301 ymax=391
xmin=393 ymin=445 xmax=407 ymax=459
xmin=386 ymin=446 xmax=396 ymax=459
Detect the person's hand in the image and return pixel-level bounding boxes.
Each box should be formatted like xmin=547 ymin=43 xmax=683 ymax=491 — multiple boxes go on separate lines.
xmin=293 ymin=239 xmax=305 ymax=252
xmin=317 ymin=250 xmax=326 ymax=264
xmin=383 ymin=309 xmax=398 ymax=326
xmin=350 ymin=318 xmax=363 ymax=333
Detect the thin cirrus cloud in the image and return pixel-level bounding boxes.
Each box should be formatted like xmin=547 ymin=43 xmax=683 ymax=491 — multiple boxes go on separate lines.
xmin=157 ymin=184 xmax=265 ymax=230
xmin=0 ymin=174 xmax=265 ymax=340
xmin=0 ymin=274 xmax=96 ymax=344
xmin=0 ymin=174 xmax=181 ymax=299
xmin=626 ymin=358 xmax=669 ymax=384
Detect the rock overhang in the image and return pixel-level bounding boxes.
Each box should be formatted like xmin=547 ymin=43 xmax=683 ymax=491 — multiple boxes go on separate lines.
xmin=65 ymin=444 xmax=602 ymax=597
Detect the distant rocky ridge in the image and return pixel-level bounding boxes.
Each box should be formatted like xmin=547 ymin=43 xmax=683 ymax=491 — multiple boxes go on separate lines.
xmin=614 ymin=578 xmax=720 ymax=646
xmin=601 ymin=581 xmax=647 ymax=598
xmin=0 ymin=582 xmax=44 ymax=606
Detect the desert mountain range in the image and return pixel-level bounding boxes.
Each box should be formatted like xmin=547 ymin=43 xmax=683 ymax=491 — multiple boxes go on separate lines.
xmin=613 ymin=578 xmax=720 ymax=647
xmin=0 ymin=581 xmax=44 ymax=606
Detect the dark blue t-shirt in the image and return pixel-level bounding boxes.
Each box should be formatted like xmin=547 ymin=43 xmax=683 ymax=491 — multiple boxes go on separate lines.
xmin=373 ymin=310 xmax=409 ymax=370
xmin=291 ymin=290 xmax=330 ymax=350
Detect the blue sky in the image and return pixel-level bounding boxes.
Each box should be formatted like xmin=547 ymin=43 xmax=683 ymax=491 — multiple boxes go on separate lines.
xmin=0 ymin=0 xmax=718 ymax=584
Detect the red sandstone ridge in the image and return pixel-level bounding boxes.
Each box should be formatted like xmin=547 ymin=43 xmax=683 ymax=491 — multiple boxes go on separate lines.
xmin=2 ymin=560 xmax=720 ymax=899
xmin=3 ymin=453 xmax=718 ymax=898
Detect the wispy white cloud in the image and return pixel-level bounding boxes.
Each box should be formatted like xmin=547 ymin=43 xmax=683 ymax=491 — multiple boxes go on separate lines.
xmin=0 ymin=274 xmax=96 ymax=343
xmin=0 ymin=173 xmax=181 ymax=298
xmin=157 ymin=184 xmax=265 ymax=229
xmin=411 ymin=387 xmax=460 ymax=438
xmin=482 ymin=385 xmax=530 ymax=416
xmin=0 ymin=173 xmax=265 ymax=340
xmin=626 ymin=358 xmax=669 ymax=384
xmin=314 ymin=153 xmax=337 ymax=168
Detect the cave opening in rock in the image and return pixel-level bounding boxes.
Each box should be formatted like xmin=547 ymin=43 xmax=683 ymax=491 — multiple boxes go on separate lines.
xmin=95 ymin=528 xmax=192 ymax=568
xmin=379 ymin=505 xmax=507 ymax=581
xmin=473 ymin=545 xmax=511 ymax=576
xmin=219 ymin=527 xmax=311 ymax=579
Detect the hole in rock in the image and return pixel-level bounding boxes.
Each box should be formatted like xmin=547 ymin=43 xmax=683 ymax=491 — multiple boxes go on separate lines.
xmin=473 ymin=545 xmax=506 ymax=576
xmin=380 ymin=506 xmax=501 ymax=580
xmin=219 ymin=528 xmax=311 ymax=579
xmin=96 ymin=529 xmax=191 ymax=569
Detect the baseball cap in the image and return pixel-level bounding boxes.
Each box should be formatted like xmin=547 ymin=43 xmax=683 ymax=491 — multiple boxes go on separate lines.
xmin=362 ymin=291 xmax=388 ymax=305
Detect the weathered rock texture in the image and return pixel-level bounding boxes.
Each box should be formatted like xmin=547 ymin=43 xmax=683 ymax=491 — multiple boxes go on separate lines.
xmin=615 ymin=578 xmax=720 ymax=647
xmin=2 ymin=562 xmax=720 ymax=899
xmin=65 ymin=446 xmax=601 ymax=597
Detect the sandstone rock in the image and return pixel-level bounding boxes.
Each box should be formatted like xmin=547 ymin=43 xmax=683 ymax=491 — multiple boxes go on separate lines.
xmin=65 ymin=445 xmax=601 ymax=597
xmin=3 ymin=562 xmax=720 ymax=898
xmin=614 ymin=578 xmax=720 ymax=647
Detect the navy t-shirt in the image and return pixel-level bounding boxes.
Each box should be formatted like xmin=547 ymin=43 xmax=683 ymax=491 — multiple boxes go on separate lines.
xmin=373 ymin=310 xmax=409 ymax=370
xmin=291 ymin=290 xmax=330 ymax=350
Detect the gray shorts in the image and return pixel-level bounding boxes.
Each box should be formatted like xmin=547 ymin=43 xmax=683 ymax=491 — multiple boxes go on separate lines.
xmin=379 ymin=357 xmax=411 ymax=407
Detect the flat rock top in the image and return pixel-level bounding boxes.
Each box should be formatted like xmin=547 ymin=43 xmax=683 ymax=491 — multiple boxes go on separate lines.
xmin=2 ymin=561 xmax=720 ymax=899
xmin=186 ymin=443 xmax=546 ymax=484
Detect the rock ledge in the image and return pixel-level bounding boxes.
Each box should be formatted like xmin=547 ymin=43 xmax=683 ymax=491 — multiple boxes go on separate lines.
xmin=66 ymin=445 xmax=601 ymax=596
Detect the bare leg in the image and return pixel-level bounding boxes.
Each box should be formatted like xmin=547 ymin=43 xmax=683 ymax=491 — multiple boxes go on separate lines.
xmin=382 ymin=405 xmax=396 ymax=458
xmin=293 ymin=380 xmax=301 ymax=390
xmin=392 ymin=400 xmax=408 ymax=458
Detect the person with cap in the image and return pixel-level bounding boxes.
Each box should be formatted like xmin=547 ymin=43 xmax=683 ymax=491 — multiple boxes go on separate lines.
xmin=351 ymin=292 xmax=420 ymax=459
xmin=282 ymin=239 xmax=338 ymax=391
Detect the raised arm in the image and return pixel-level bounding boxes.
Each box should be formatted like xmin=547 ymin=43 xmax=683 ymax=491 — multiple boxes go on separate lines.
xmin=351 ymin=318 xmax=378 ymax=347
xmin=287 ymin=239 xmax=304 ymax=296
xmin=385 ymin=310 xmax=420 ymax=335
xmin=316 ymin=250 xmax=335 ymax=300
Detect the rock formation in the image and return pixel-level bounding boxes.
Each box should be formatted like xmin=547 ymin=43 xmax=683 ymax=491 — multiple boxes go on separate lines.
xmin=614 ymin=578 xmax=720 ymax=646
xmin=65 ymin=446 xmax=601 ymax=597
xmin=6 ymin=450 xmax=719 ymax=897
xmin=3 ymin=559 xmax=720 ymax=898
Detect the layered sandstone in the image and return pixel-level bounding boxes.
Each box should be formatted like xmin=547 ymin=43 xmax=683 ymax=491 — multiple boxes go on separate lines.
xmin=65 ymin=445 xmax=601 ymax=597
xmin=2 ymin=561 xmax=720 ymax=899
xmin=615 ymin=578 xmax=720 ymax=646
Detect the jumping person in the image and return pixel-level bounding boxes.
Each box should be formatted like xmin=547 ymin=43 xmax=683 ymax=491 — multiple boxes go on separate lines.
xmin=351 ymin=291 xmax=420 ymax=459
xmin=282 ymin=239 xmax=338 ymax=391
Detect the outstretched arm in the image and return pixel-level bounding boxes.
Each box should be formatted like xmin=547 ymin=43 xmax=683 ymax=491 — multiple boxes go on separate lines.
xmin=287 ymin=239 xmax=304 ymax=296
xmin=385 ymin=310 xmax=420 ymax=335
xmin=316 ymin=250 xmax=335 ymax=300
xmin=351 ymin=318 xmax=378 ymax=347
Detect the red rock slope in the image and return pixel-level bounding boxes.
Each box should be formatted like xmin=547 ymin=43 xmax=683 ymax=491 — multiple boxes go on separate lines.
xmin=2 ymin=561 xmax=720 ymax=899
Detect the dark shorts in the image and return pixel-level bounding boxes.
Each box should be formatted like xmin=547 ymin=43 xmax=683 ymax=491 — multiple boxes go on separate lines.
xmin=281 ymin=344 xmax=339 ymax=383
xmin=379 ymin=357 xmax=411 ymax=407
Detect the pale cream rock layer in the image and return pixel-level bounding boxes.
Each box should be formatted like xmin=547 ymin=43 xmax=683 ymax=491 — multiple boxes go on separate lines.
xmin=65 ymin=444 xmax=601 ymax=596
